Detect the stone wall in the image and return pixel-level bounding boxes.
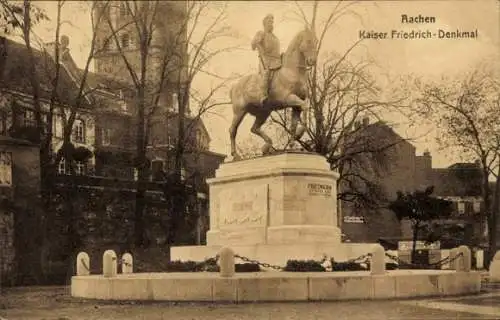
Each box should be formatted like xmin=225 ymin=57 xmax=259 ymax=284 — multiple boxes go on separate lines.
xmin=0 ymin=209 xmax=15 ymax=285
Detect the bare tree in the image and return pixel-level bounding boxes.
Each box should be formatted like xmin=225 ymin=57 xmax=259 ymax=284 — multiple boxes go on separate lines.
xmin=101 ymin=1 xmax=236 ymax=247
xmin=1 ymin=0 xmax=113 ymax=283
xmin=413 ymin=61 xmax=500 ymax=265
xmin=165 ymin=1 xmax=237 ymax=246
xmin=272 ymin=1 xmax=412 ymax=209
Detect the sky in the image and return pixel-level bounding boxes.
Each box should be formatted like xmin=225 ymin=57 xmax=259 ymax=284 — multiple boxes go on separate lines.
xmin=13 ymin=0 xmax=500 ymax=168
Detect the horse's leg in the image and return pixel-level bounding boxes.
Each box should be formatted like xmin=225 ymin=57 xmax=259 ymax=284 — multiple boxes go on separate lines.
xmin=250 ymin=112 xmax=273 ymax=155
xmin=291 ymin=107 xmax=306 ymax=140
xmin=283 ymin=94 xmax=307 ymax=142
xmin=229 ymin=108 xmax=246 ymax=160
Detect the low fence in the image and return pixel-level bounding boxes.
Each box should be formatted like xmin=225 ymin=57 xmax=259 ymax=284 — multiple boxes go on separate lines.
xmin=75 ymin=244 xmax=476 ymax=277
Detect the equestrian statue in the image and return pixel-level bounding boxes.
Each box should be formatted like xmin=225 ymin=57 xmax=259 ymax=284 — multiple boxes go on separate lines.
xmin=229 ymin=14 xmax=318 ymax=160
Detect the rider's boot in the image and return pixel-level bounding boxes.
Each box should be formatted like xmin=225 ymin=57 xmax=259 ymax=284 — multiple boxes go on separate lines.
xmin=260 ymin=69 xmax=270 ymax=106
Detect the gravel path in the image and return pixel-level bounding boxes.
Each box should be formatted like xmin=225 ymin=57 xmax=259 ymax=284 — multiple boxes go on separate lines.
xmin=0 ymin=286 xmax=496 ymax=320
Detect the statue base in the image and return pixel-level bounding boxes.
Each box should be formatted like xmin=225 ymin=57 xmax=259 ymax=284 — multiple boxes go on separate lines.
xmin=171 ymin=152 xmax=368 ymax=265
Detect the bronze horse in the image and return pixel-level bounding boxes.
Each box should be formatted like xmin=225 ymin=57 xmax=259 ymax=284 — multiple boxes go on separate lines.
xmin=229 ymin=27 xmax=318 ymax=160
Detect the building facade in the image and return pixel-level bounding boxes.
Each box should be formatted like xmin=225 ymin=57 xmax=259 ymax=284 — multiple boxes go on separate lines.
xmin=340 ymin=117 xmax=484 ymax=248
xmin=0 ymin=1 xmax=224 ymax=281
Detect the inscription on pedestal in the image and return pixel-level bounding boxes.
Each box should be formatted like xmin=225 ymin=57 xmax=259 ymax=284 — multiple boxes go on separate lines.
xmin=218 ymin=184 xmax=268 ymax=227
xmin=308 ymin=183 xmax=332 ymax=196
xmin=233 ymin=201 xmax=253 ymax=211
xmin=223 ymin=215 xmax=264 ymax=225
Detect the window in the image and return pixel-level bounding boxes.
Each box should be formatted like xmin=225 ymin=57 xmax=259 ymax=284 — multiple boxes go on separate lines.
xmin=23 ymin=109 xmax=36 ymax=127
xmin=58 ymin=158 xmax=67 ymax=174
xmin=53 ymin=114 xmax=64 ymax=138
xmin=473 ymin=201 xmax=481 ymax=213
xmin=102 ymin=128 xmax=112 ymax=145
xmin=167 ymin=134 xmax=177 ymax=148
xmin=151 ymin=160 xmax=164 ymax=172
xmin=457 ymin=201 xmax=465 ymax=214
xmin=58 ymin=158 xmax=86 ymax=175
xmin=196 ymin=129 xmax=202 ymax=147
xmin=195 ymin=130 xmax=208 ymax=150
xmin=171 ymin=93 xmax=178 ymax=112
xmin=121 ymin=33 xmax=130 ymax=49
xmin=75 ymin=161 xmax=86 ymax=176
xmin=119 ymin=2 xmax=128 ymax=17
xmin=151 ymin=159 xmax=164 ymax=181
xmin=0 ymin=152 xmax=12 ymax=186
xmin=72 ymin=119 xmax=85 ymax=143
xmin=181 ymin=166 xmax=186 ymax=181
xmin=465 ymin=201 xmax=473 ymax=214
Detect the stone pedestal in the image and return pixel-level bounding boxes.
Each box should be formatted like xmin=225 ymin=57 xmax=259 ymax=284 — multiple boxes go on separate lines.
xmin=171 ymin=152 xmax=352 ymax=265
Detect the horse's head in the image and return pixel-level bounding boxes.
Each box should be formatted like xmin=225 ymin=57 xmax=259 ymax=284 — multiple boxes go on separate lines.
xmin=299 ymin=28 xmax=318 ymax=67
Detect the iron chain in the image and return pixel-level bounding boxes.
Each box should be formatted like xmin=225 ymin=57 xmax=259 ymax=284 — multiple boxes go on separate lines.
xmin=234 ymin=254 xmax=283 ymax=270
xmin=343 ymin=253 xmax=372 ymax=264
xmin=385 ymin=252 xmax=464 ymax=269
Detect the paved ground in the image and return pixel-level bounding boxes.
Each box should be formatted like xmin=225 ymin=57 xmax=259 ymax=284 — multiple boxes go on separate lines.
xmin=0 ymin=282 xmax=499 ymax=320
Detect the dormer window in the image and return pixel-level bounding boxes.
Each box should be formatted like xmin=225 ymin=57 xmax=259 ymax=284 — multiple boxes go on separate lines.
xmin=119 ymin=2 xmax=128 ymax=17
xmin=121 ymin=33 xmax=130 ymax=49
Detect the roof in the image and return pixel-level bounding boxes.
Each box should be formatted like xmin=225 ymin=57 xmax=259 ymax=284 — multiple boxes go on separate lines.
xmin=429 ymin=165 xmax=483 ymax=197
xmin=0 ymin=37 xmax=90 ymax=108
xmin=0 ymin=135 xmax=38 ymax=147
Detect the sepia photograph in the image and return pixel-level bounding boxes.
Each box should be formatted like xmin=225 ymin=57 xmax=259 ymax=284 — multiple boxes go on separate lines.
xmin=0 ymin=0 xmax=499 ymax=319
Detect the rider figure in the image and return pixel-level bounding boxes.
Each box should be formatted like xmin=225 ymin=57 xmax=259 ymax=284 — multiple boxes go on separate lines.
xmin=251 ymin=14 xmax=281 ymax=106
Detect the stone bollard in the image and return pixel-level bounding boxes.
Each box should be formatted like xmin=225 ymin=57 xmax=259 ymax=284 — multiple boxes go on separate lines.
xmin=218 ymin=247 xmax=235 ymax=277
xmin=122 ymin=253 xmax=133 ymax=274
xmin=103 ymin=249 xmax=118 ymax=278
xmin=456 ymin=245 xmax=471 ymax=272
xmin=370 ymin=244 xmax=386 ymax=275
xmin=449 ymin=248 xmax=458 ymax=270
xmin=76 ymin=251 xmax=90 ymax=276
xmin=489 ymin=251 xmax=500 ymax=281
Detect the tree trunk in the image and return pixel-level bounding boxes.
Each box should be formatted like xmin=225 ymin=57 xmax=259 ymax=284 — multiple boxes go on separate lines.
xmin=488 ymin=165 xmax=500 ymax=268
xmin=411 ymin=222 xmax=420 ymax=264
xmin=481 ymin=165 xmax=493 ymax=265
xmin=134 ymin=91 xmax=147 ymax=248
xmin=167 ymin=88 xmax=188 ymax=247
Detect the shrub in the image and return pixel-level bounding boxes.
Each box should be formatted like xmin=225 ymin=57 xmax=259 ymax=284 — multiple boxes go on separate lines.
xmin=164 ymin=260 xmax=261 ymax=272
xmin=165 ymin=260 xmax=204 ymax=272
xmin=331 ymin=262 xmax=367 ymax=271
xmin=283 ymin=259 xmax=325 ymax=272
xmin=235 ymin=263 xmax=260 ymax=272
xmin=386 ymin=262 xmax=399 ymax=270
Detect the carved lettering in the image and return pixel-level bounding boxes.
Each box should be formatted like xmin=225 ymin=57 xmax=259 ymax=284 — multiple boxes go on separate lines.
xmin=222 ymin=215 xmax=264 ymax=226
xmin=232 ymin=201 xmax=253 ymax=211
xmin=308 ymin=183 xmax=332 ymax=196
